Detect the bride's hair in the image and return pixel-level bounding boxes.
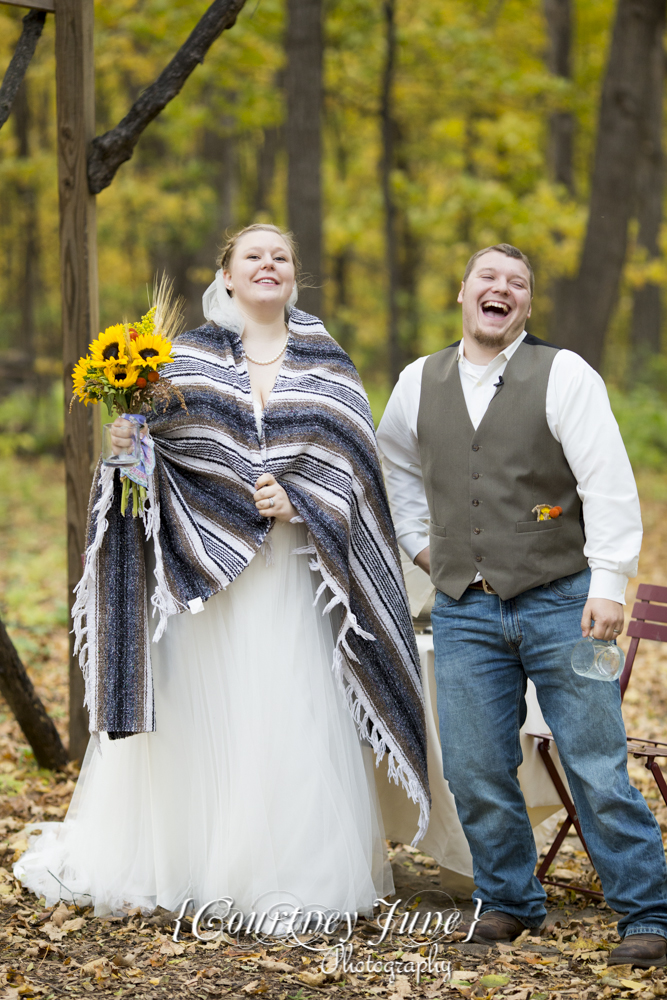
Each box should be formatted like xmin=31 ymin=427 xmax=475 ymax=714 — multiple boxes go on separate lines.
xmin=216 ymin=224 xmax=302 ymax=284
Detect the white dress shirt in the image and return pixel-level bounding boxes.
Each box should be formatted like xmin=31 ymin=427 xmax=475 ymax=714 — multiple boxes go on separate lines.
xmin=376 ymin=331 xmax=642 ymax=605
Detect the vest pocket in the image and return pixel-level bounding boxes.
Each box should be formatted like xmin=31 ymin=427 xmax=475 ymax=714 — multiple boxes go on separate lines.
xmin=429 ymin=522 xmax=447 ymax=538
xmin=516 ymin=519 xmax=563 ymax=533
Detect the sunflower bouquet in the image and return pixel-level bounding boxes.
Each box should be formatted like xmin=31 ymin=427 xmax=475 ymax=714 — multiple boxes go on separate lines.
xmin=71 ymin=278 xmax=185 ymax=516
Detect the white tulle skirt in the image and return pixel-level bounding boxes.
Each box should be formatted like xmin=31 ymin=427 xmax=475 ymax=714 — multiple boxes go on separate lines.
xmin=15 ymin=521 xmax=393 ymax=917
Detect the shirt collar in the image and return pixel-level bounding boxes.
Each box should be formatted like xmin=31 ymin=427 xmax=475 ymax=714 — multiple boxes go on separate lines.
xmin=457 ymin=329 xmax=528 ymax=367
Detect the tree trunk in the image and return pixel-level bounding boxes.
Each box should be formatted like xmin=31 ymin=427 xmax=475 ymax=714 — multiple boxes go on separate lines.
xmin=630 ymin=24 xmax=665 ymax=363
xmin=0 ymin=618 xmax=69 ymax=770
xmin=331 ymin=248 xmax=354 ymax=353
xmin=553 ymin=0 xmax=666 ymax=371
xmin=285 ymin=0 xmax=323 ymax=318
xmin=381 ymin=0 xmax=400 ymax=386
xmin=396 ymin=207 xmax=420 ymax=367
xmin=544 ymin=0 xmax=575 ymax=192
xmin=255 ymin=125 xmax=281 ymax=216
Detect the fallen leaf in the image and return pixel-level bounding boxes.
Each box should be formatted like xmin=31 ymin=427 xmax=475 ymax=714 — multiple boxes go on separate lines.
xmin=298 ymin=971 xmax=326 ymax=986
xmin=40 ymin=922 xmax=64 ymax=942
xmin=388 ymin=974 xmax=412 ymax=998
xmin=451 ymin=971 xmax=479 ymax=982
xmin=608 ymin=964 xmax=634 ymax=978
xmin=111 ymin=953 xmax=134 ymax=968
xmin=79 ymin=958 xmax=110 ymax=976
xmin=49 ymin=903 xmax=70 ymax=928
xmin=159 ymin=939 xmax=184 ymax=956
xmin=256 ymin=959 xmax=295 ymax=973
xmin=60 ymin=916 xmax=84 ymax=933
xmin=10 ymin=839 xmax=28 ymax=864
xmin=621 ymin=981 xmax=647 ymax=992
xmin=552 ymin=868 xmax=575 ymax=880
xmin=242 ymin=980 xmax=269 ymax=995
xmin=480 ymin=974 xmax=511 ymax=987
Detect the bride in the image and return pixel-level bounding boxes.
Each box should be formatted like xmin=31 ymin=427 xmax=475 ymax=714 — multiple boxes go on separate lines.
xmin=15 ymin=224 xmax=429 ymax=923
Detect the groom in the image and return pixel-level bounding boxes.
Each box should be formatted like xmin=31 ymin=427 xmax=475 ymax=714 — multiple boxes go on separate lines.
xmin=377 ymin=243 xmax=667 ymax=967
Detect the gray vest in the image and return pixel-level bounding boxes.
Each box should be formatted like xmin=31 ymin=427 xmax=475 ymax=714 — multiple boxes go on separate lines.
xmin=416 ymin=335 xmax=587 ymax=601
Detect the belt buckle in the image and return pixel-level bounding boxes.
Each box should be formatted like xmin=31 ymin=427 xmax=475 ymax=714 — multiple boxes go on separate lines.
xmin=482 ymin=579 xmax=497 ymax=595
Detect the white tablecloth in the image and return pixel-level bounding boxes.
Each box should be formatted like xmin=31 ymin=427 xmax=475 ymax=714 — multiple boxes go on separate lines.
xmin=375 ymin=559 xmax=567 ymax=888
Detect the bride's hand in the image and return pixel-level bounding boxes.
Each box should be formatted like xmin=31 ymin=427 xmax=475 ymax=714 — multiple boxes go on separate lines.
xmin=254 ymin=473 xmax=298 ymax=523
xmin=109 ymin=417 xmax=147 ymax=454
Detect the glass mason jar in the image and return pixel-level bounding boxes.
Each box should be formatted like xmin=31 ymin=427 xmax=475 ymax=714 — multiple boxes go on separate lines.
xmin=571 ymin=637 xmax=625 ymax=682
xmin=101 ymin=417 xmax=145 ymax=467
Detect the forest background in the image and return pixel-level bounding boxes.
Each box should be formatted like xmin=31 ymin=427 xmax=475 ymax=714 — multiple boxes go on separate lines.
xmin=2 ymin=5 xmax=667 ymax=983
xmin=1 ymin=0 xmax=667 ymax=464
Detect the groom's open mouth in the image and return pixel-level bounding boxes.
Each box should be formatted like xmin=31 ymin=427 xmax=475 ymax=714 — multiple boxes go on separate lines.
xmin=481 ymin=300 xmax=511 ymax=317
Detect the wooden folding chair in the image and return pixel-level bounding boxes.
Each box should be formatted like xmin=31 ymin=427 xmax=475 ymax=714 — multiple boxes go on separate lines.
xmin=530 ymin=583 xmax=667 ymax=898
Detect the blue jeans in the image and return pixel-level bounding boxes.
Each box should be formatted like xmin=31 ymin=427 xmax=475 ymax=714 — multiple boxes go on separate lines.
xmin=431 ymin=568 xmax=667 ymax=937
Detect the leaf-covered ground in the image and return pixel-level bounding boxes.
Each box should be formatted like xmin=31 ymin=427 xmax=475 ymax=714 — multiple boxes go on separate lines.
xmin=2 ymin=458 xmax=667 ymax=999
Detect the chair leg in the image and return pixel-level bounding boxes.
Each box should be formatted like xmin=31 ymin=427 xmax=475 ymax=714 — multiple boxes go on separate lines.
xmin=536 ymin=815 xmax=573 ymax=883
xmin=646 ymin=758 xmax=667 ymax=809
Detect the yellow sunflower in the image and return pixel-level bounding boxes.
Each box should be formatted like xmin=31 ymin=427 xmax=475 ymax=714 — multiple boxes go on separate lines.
xmin=130 ymin=331 xmax=174 ymax=370
xmin=104 ymin=361 xmax=138 ymax=388
xmin=72 ymin=356 xmax=98 ymax=404
xmin=90 ymin=324 xmax=130 ymax=365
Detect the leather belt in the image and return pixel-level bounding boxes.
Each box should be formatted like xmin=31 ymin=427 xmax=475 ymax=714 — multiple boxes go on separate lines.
xmin=468 ymin=579 xmax=497 ymax=595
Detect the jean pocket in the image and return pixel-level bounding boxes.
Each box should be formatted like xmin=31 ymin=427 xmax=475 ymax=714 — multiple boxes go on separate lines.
xmin=549 ymin=567 xmax=590 ymax=600
xmin=433 ymin=589 xmax=459 ymax=610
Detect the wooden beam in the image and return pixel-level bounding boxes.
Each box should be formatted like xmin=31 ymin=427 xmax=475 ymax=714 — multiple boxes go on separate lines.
xmin=54 ymin=0 xmax=98 ymax=762
xmin=0 ymin=0 xmax=55 ymax=12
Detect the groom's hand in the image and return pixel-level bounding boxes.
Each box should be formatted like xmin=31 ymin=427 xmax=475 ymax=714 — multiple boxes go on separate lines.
xmin=414 ymin=546 xmax=430 ymax=575
xmin=581 ymin=597 xmax=624 ymax=641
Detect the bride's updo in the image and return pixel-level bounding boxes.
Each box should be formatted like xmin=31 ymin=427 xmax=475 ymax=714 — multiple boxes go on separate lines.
xmin=216 ymin=224 xmax=302 ymax=287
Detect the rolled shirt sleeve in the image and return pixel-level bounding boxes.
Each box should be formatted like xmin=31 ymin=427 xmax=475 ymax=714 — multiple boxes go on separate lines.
xmin=547 ymin=350 xmax=642 ymax=605
xmin=377 ymin=358 xmax=430 ymax=562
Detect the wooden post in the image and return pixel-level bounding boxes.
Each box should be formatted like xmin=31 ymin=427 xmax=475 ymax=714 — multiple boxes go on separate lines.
xmin=54 ymin=0 xmax=98 ymax=761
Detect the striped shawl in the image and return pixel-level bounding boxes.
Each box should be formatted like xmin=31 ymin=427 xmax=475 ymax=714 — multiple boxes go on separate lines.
xmin=73 ymin=310 xmax=430 ymax=840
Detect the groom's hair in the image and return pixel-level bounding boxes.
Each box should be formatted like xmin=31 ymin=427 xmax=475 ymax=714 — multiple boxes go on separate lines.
xmin=463 ymin=243 xmax=534 ymax=297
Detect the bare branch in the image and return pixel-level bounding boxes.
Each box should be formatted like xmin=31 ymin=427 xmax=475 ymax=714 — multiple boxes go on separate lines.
xmin=87 ymin=0 xmax=248 ymax=194
xmin=0 ymin=617 xmax=69 ymax=770
xmin=0 ymin=9 xmax=47 ymax=131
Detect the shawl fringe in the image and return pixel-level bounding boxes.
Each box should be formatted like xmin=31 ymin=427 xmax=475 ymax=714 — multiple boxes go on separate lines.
xmin=74 ymin=313 xmax=430 ymax=842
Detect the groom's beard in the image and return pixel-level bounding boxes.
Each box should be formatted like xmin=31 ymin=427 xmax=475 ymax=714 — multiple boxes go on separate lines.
xmin=471 ymin=324 xmax=524 ymax=351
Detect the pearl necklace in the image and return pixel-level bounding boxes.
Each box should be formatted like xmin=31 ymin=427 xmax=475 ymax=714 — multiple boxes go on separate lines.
xmin=243 ymin=331 xmax=289 ymax=366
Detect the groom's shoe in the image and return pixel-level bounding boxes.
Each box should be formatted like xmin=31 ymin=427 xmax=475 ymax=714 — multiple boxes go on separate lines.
xmin=608 ymin=934 xmax=667 ymax=969
xmin=467 ymin=910 xmax=527 ymax=944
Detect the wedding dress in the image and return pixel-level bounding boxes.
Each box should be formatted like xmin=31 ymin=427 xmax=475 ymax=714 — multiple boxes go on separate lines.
xmin=15 ymin=404 xmax=393 ymax=919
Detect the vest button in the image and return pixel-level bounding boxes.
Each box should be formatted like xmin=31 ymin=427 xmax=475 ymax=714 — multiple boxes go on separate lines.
xmin=472 ymin=499 xmax=480 ymax=506
xmin=472 ymin=444 xmax=480 ymax=451
xmin=475 ymin=555 xmax=483 ymax=562
xmin=473 ymin=528 xmax=481 ymax=534
xmin=472 ymin=473 xmax=480 ymax=480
